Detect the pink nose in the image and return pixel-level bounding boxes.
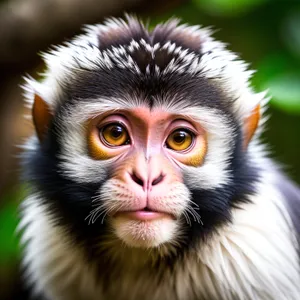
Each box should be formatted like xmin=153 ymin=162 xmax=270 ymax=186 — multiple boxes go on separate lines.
xmin=130 ymin=171 xmax=164 ymax=190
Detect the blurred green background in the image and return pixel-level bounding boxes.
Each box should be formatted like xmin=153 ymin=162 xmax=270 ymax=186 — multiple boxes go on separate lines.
xmin=0 ymin=0 xmax=299 ymax=298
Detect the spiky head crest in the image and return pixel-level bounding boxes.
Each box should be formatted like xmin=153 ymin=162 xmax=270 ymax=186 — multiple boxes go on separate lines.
xmin=23 ymin=15 xmax=267 ymax=123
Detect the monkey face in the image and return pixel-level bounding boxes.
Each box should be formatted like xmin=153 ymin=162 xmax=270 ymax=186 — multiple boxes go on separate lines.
xmin=82 ymin=106 xmax=206 ymax=247
xmin=28 ymin=89 xmax=258 ymax=252
xmin=25 ymin=17 xmax=261 ymax=253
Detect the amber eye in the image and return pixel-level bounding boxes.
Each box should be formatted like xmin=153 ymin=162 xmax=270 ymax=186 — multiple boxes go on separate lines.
xmin=100 ymin=123 xmax=130 ymax=146
xmin=166 ymin=129 xmax=194 ymax=151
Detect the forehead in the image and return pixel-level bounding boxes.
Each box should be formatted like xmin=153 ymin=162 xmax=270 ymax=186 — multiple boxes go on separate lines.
xmin=123 ymin=106 xmax=171 ymax=123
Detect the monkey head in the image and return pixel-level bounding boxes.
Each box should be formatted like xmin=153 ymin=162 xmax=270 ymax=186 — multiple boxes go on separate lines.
xmin=23 ymin=16 xmax=263 ymax=256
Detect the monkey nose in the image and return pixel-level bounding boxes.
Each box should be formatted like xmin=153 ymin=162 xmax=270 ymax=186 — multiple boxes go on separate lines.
xmin=151 ymin=173 xmax=164 ymax=186
xmin=130 ymin=172 xmax=144 ymax=187
xmin=130 ymin=171 xmax=164 ymax=191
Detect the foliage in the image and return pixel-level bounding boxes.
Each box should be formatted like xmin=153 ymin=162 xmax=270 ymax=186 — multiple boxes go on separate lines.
xmin=192 ymin=0 xmax=269 ymax=17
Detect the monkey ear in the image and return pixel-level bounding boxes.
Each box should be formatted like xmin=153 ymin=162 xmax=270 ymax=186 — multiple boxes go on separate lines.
xmin=32 ymin=94 xmax=52 ymax=142
xmin=243 ymin=104 xmax=260 ymax=149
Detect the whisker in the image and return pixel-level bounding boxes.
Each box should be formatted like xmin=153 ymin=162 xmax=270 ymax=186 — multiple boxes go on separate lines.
xmin=100 ymin=204 xmax=120 ymax=224
xmin=188 ymin=199 xmax=199 ymax=208
xmin=186 ymin=207 xmax=198 ymax=221
xmin=185 ymin=204 xmax=203 ymax=225
xmin=86 ymin=197 xmax=128 ymax=225
xmin=85 ymin=204 xmax=107 ymax=224
xmin=182 ymin=211 xmax=191 ymax=226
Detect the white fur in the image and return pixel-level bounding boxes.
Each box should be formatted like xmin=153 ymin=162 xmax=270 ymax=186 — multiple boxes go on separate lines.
xmin=20 ymin=170 xmax=300 ymax=300
xmin=112 ymin=217 xmax=179 ymax=248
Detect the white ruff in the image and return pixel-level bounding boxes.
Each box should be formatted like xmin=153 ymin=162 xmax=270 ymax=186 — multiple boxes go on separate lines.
xmin=20 ymin=175 xmax=300 ymax=300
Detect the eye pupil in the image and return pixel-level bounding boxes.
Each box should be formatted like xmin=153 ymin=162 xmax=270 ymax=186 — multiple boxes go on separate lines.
xmin=173 ymin=132 xmax=186 ymax=144
xmin=110 ymin=126 xmax=123 ymax=138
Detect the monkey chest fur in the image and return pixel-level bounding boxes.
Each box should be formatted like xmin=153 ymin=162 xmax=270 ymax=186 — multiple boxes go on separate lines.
xmin=21 ymin=184 xmax=300 ymax=300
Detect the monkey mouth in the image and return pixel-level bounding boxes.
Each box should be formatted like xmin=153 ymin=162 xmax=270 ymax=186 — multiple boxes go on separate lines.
xmin=114 ymin=207 xmax=175 ymax=221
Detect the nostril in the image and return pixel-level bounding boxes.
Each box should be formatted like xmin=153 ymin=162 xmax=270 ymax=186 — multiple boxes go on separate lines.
xmin=130 ymin=172 xmax=144 ymax=187
xmin=152 ymin=174 xmax=164 ymax=186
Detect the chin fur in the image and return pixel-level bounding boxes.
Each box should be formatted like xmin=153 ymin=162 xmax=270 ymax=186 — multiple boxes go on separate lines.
xmin=111 ymin=217 xmax=179 ymax=248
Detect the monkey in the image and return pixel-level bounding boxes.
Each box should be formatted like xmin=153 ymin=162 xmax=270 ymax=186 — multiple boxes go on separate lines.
xmin=19 ymin=15 xmax=300 ymax=300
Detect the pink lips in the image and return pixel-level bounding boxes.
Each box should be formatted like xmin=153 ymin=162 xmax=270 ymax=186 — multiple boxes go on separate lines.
xmin=115 ymin=210 xmax=173 ymax=221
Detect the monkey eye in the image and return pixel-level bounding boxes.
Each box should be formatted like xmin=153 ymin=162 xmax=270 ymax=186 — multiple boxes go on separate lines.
xmin=100 ymin=123 xmax=130 ymax=147
xmin=166 ymin=129 xmax=194 ymax=152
